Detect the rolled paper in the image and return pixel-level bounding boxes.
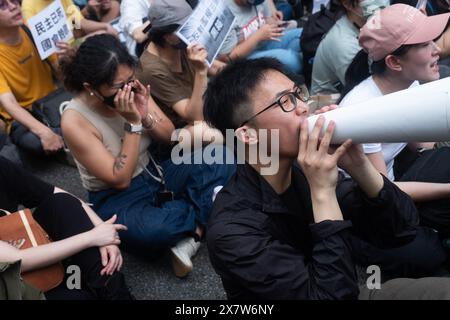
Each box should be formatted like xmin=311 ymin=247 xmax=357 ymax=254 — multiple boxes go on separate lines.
xmin=307 ymin=77 xmax=450 ymax=144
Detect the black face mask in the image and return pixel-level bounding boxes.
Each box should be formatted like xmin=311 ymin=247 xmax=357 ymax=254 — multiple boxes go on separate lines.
xmin=97 ymin=84 xmax=137 ymax=108
xmin=100 ymin=91 xmax=118 ymax=108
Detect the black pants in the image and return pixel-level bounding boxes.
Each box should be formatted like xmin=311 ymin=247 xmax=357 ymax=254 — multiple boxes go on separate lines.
xmin=352 ymin=226 xmax=447 ymax=281
xmin=9 ymin=121 xmax=61 ymax=156
xmin=32 ymin=193 xmax=130 ymax=300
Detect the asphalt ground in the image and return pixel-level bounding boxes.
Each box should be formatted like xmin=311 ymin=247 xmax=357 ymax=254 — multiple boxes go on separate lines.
xmin=29 ymin=158 xmax=226 ymax=300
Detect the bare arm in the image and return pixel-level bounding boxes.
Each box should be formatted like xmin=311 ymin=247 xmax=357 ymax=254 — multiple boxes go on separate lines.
xmin=141 ymin=95 xmax=175 ymax=144
xmin=367 ymin=150 xmax=450 ymax=201
xmin=79 ymin=18 xmax=118 ymax=37
xmin=132 ymin=21 xmax=151 ymax=44
xmin=172 ymin=44 xmax=208 ymax=122
xmin=0 ymin=93 xmax=64 ymax=153
xmin=408 ymin=142 xmax=435 ymax=150
xmin=62 ymin=85 xmax=144 ymax=189
xmin=62 ymin=112 xmax=141 ymax=190
xmin=0 ymin=216 xmax=126 ymax=272
xmin=224 ymin=23 xmax=284 ymax=61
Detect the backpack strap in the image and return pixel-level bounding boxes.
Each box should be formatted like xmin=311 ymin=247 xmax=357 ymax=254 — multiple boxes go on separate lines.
xmin=20 ymin=24 xmax=53 ymax=68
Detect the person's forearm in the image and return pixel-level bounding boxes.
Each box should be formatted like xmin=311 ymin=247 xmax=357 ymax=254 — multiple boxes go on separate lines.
xmin=53 ymin=187 xmax=103 ymax=226
xmin=311 ymin=190 xmax=343 ymax=223
xmin=267 ymin=0 xmax=277 ymax=16
xmin=185 ymin=71 xmax=208 ymax=122
xmin=408 ymin=142 xmax=435 ymax=150
xmin=131 ymin=21 xmax=150 ymax=43
xmin=229 ymin=32 xmax=262 ymax=61
xmin=19 ymin=231 xmax=93 ymax=272
xmin=111 ymin=132 xmax=141 ymax=189
xmin=2 ymin=98 xmax=51 ymax=137
xmin=347 ymin=159 xmax=384 ymax=199
xmin=395 ymin=181 xmax=450 ymax=202
xmin=142 ymin=99 xmax=175 ymax=144
xmin=80 ymin=18 xmax=108 ymax=35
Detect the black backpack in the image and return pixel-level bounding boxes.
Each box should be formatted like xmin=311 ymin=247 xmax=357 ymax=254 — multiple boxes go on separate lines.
xmin=300 ymin=3 xmax=343 ymax=88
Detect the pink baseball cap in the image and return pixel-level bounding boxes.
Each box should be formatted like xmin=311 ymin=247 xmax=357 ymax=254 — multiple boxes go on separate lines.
xmin=359 ymin=4 xmax=450 ymax=61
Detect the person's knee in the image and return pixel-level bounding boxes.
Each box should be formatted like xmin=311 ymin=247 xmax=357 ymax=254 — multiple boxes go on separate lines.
xmin=33 ymin=193 xmax=83 ymax=227
xmin=125 ymin=222 xmax=180 ymax=248
xmin=10 ymin=124 xmax=45 ymax=155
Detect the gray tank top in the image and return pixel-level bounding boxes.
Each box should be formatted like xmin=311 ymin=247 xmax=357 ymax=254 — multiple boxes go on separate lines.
xmin=64 ymin=99 xmax=150 ymax=192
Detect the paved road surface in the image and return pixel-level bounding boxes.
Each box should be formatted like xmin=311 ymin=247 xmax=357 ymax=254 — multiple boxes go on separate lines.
xmin=30 ymin=158 xmax=226 ymax=300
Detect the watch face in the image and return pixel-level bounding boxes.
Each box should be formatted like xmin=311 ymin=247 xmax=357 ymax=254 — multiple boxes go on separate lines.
xmin=124 ymin=122 xmax=143 ymax=133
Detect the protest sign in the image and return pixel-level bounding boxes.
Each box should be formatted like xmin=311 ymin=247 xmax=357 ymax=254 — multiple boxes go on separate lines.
xmin=176 ymin=0 xmax=235 ymax=66
xmin=26 ymin=0 xmax=74 ymax=60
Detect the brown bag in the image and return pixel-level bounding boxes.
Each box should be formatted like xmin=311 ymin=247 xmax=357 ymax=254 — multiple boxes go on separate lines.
xmin=0 ymin=208 xmax=65 ymax=292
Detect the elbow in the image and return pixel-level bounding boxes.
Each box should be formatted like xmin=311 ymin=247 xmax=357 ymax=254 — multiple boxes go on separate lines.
xmin=109 ymin=176 xmax=132 ymax=190
xmin=112 ymin=180 xmax=131 ymax=190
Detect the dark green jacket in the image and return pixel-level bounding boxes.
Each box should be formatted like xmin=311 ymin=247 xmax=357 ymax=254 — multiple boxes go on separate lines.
xmin=0 ymin=261 xmax=45 ymax=300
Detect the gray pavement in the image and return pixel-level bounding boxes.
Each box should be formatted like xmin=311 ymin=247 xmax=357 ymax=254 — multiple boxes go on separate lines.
xmin=29 ymin=159 xmax=226 ymax=300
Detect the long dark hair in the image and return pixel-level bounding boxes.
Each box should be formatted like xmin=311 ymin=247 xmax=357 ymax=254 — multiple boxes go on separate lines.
xmin=340 ymin=44 xmax=415 ymax=99
xmin=59 ymin=34 xmax=137 ymax=93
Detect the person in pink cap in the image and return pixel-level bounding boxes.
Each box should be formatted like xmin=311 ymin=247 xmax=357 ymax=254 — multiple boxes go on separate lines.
xmin=340 ymin=4 xmax=450 ymax=238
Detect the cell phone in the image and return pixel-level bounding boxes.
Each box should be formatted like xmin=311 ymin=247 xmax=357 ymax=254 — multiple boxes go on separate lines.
xmin=156 ymin=190 xmax=175 ymax=207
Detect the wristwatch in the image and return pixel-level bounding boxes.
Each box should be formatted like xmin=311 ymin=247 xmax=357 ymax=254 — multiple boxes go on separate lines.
xmin=124 ymin=122 xmax=143 ymax=134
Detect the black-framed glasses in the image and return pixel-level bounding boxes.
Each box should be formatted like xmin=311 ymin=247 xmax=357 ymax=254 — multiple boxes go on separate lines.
xmin=0 ymin=0 xmax=21 ymax=10
xmin=240 ymin=84 xmax=310 ymax=127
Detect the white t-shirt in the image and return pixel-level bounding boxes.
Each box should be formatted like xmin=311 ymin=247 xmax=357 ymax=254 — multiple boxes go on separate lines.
xmin=339 ymin=77 xmax=419 ymax=181
xmin=119 ymin=0 xmax=151 ymax=56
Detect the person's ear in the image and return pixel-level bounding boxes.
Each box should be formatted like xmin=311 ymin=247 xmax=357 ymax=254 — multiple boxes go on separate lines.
xmin=384 ymin=54 xmax=403 ymax=72
xmin=83 ymin=82 xmax=94 ymax=93
xmin=235 ymin=126 xmax=259 ymax=145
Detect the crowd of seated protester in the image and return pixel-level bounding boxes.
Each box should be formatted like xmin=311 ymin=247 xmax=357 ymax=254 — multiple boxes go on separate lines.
xmin=3 ymin=0 xmax=450 ymax=301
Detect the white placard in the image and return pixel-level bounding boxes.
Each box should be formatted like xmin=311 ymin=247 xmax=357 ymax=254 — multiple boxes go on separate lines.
xmin=176 ymin=0 xmax=236 ymax=67
xmin=26 ymin=0 xmax=74 ymax=60
xmin=307 ymin=77 xmax=450 ymax=144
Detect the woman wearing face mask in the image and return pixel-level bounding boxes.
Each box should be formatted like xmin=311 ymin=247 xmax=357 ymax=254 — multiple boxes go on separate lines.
xmin=137 ymin=0 xmax=226 ymax=154
xmin=311 ymin=0 xmax=390 ymax=95
xmin=341 ymin=4 xmax=450 ymax=237
xmin=60 ymin=34 xmax=235 ymax=278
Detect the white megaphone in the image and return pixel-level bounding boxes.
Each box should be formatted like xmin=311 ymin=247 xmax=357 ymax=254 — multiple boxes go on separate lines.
xmin=307 ymin=77 xmax=450 ymax=144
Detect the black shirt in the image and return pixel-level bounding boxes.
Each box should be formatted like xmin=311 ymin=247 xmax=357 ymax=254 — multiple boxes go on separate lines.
xmin=207 ymin=163 xmax=419 ymax=300
xmin=0 ymin=157 xmax=54 ymax=212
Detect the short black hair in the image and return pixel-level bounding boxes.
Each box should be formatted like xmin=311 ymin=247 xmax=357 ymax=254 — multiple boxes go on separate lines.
xmin=203 ymin=58 xmax=295 ymax=135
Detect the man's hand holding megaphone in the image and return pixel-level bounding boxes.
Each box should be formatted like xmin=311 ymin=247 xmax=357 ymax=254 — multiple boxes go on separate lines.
xmin=298 ymin=105 xmax=384 ymax=202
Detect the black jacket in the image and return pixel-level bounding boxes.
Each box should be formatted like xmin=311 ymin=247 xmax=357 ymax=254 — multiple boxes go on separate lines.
xmin=207 ymin=163 xmax=419 ymax=300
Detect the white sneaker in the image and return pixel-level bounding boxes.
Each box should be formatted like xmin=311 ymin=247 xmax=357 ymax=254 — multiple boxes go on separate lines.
xmin=170 ymin=237 xmax=201 ymax=278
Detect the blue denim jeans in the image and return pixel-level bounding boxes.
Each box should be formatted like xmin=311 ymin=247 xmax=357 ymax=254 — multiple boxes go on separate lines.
xmin=89 ymin=149 xmax=236 ymax=258
xmin=248 ymin=28 xmax=303 ymax=74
